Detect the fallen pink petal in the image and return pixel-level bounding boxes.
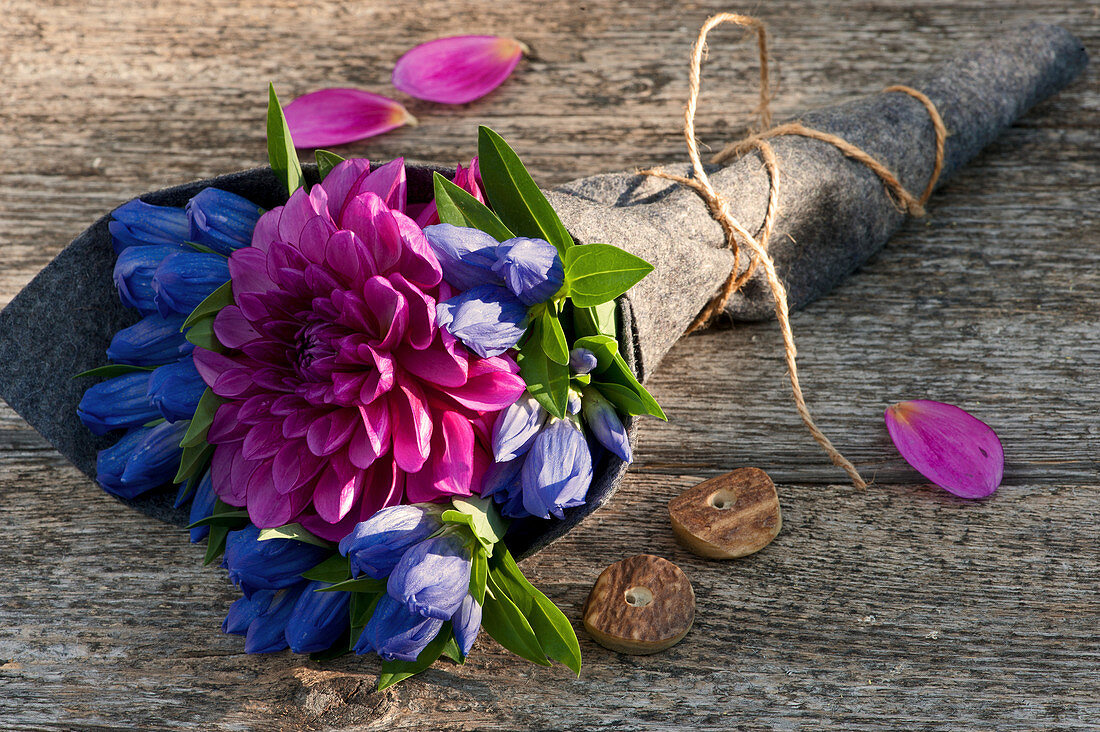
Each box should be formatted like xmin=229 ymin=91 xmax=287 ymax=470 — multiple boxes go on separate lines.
xmin=392 ymin=35 xmax=527 ymax=104
xmin=283 ymin=88 xmax=417 ymax=148
xmin=884 ymin=400 xmax=1004 ymax=499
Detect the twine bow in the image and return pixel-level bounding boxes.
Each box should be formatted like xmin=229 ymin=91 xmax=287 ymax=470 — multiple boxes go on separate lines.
xmin=643 ymin=13 xmax=947 ymax=490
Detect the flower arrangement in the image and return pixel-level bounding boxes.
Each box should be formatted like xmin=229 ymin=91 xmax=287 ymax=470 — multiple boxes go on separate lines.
xmin=75 ymin=85 xmax=663 ymax=687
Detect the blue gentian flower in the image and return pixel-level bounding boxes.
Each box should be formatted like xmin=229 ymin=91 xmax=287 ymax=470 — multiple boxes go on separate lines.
xmin=492 ymin=237 xmax=564 ymax=305
xmin=354 ymin=594 xmax=445 ymax=662
xmin=222 ymin=589 xmax=274 ymax=635
xmin=436 ymin=284 xmax=528 ymax=358
xmin=188 ymin=470 xmax=217 ymax=543
xmin=491 ymin=392 xmax=547 ymax=462
xmin=77 ymin=370 xmax=159 ymax=436
xmin=106 ymin=313 xmax=193 ymax=366
xmin=147 ymin=358 xmax=206 ymax=422
xmin=113 ymin=243 xmax=188 ymax=314
xmin=151 ymin=251 xmax=231 ymax=317
xmin=223 ymin=525 xmax=329 ymax=597
xmin=244 ymin=584 xmax=306 ymax=654
xmin=285 ymin=580 xmax=352 ymax=654
xmin=108 ymin=199 xmax=190 ymax=253
xmin=451 ymin=594 xmax=483 ymax=657
xmin=186 ymin=188 xmax=264 ymax=255
xmin=569 ymin=347 xmax=598 ymax=375
xmin=387 ymin=532 xmax=472 ymax=620
xmin=567 ymin=390 xmax=582 ymax=416
xmin=338 ymin=505 xmax=442 ymax=580
xmin=582 ymin=388 xmax=632 ymax=462
xmin=422 ymin=223 xmax=501 ymax=290
xmin=521 ymin=419 xmax=593 ymax=519
xmin=480 ymin=457 xmax=527 ymax=519
xmin=96 ymin=421 xmax=189 ymax=499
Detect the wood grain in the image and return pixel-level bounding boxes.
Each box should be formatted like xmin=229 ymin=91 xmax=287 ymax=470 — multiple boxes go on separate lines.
xmin=1 ymin=0 xmax=1098 ymax=729
xmin=668 ymin=467 xmax=782 ymax=558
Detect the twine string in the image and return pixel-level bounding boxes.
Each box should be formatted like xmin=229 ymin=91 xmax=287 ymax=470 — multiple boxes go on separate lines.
xmin=641 ymin=13 xmax=947 ymax=490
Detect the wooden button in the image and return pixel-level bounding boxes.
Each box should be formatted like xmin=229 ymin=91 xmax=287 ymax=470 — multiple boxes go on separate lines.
xmin=582 ymin=554 xmax=694 ymax=655
xmin=668 ymin=467 xmax=782 ymax=559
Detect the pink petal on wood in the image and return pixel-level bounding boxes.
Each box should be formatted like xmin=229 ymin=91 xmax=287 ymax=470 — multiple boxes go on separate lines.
xmin=393 ymin=36 xmax=526 ymax=104
xmin=884 ymin=400 xmax=1004 ymax=499
xmin=284 ymin=88 xmax=417 ymax=148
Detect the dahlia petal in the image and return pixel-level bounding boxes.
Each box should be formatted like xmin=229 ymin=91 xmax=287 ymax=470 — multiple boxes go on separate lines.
xmin=361 ymin=276 xmax=408 ymax=350
xmin=282 ymin=405 xmax=316 ymax=439
xmin=251 ymin=208 xmax=282 ymax=253
xmin=393 ymin=211 xmax=443 ymax=289
xmin=246 ymin=461 xmax=301 ymax=528
xmin=324 ymin=228 xmax=363 ymax=283
xmin=298 ymin=215 xmax=337 ymax=265
xmin=272 ymin=442 xmax=325 ymax=494
xmin=208 ymin=402 xmax=247 ymax=443
xmin=212 ymin=367 xmax=256 ymax=399
xmin=312 ymin=462 xmax=363 ymax=523
xmin=267 ymin=241 xmax=311 ymax=282
xmin=884 ymin=400 xmax=1004 ymax=499
xmin=445 ymin=355 xmax=526 ymax=411
xmin=241 ymin=420 xmax=285 ymax=461
xmin=228 ymin=246 xmax=276 ymax=297
xmin=406 ymin=410 xmax=475 ymax=502
xmin=211 ymin=442 xmax=248 ymax=505
xmin=389 ymin=274 xmax=437 ymax=350
xmin=342 ymin=193 xmax=403 ymax=273
xmin=322 ymin=159 xmax=372 ymax=221
xmin=284 ymin=88 xmax=415 ymax=148
xmin=358 ymin=399 xmax=391 ymax=456
xmin=391 ymin=377 xmax=432 ymax=473
xmin=213 ymin=305 xmax=261 ymax=349
xmin=349 ymin=159 xmax=407 ymax=214
xmin=278 ymin=186 xmax=326 ymax=244
xmin=392 ymin=36 xmax=525 ymax=104
xmin=306 ymin=409 xmax=358 ymax=457
xmin=192 ymin=347 xmax=242 ymax=386
xmin=235 ymin=292 xmax=272 ymax=323
xmin=346 ymin=422 xmax=382 ymax=470
xmin=397 ymin=338 xmax=468 ymax=388
xmin=415 ymin=159 xmax=485 ymax=228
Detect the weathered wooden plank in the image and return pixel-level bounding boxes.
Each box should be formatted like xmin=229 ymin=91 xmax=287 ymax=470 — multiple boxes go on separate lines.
xmin=0 ymin=0 xmax=1097 ymax=728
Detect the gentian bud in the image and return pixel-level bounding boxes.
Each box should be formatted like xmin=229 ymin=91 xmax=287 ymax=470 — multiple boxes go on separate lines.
xmin=113 ymin=243 xmax=188 ymax=314
xmin=285 ymin=580 xmax=352 ymax=654
xmin=521 ymin=418 xmax=593 ymax=519
xmin=95 ymin=428 xmax=150 ymax=498
xmin=77 ymin=370 xmax=159 ymax=436
xmin=491 ymin=392 xmax=547 ymax=462
xmin=480 ymin=457 xmax=528 ymax=518
xmin=569 ymin=347 xmax=598 ymax=375
xmin=436 ymin=285 xmax=528 ymax=358
xmin=244 ymin=584 xmax=306 ymax=654
xmin=337 ymin=505 xmax=442 ymax=580
xmin=223 ymin=524 xmax=329 ymax=597
xmin=106 ymin=313 xmax=193 ymax=366
xmin=354 ymin=594 xmax=445 ymax=662
xmin=492 ymin=237 xmax=564 ymax=305
xmin=148 ymin=358 xmax=206 ymax=422
xmin=188 ymin=470 xmax=216 ymax=543
xmin=186 ymin=188 xmax=264 ymax=255
xmin=451 ymin=594 xmax=482 ymax=656
xmin=151 ymin=251 xmax=231 ymax=317
xmin=387 ymin=532 xmax=472 ymax=620
xmin=222 ymin=589 xmax=273 ymax=635
xmin=117 ymin=420 xmax=189 ymax=494
xmin=581 ymin=388 xmax=632 ymax=462
xmin=109 ymin=199 xmax=190 ymax=253
xmin=422 ymin=223 xmax=501 ymax=290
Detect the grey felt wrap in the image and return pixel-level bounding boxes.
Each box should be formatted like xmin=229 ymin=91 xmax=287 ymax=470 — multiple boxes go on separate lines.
xmin=0 ymin=23 xmax=1084 ymax=557
xmin=548 ymin=22 xmax=1087 ymax=377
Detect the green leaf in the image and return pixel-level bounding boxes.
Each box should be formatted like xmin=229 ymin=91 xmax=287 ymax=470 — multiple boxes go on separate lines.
xmin=142 ymin=417 xmax=167 ymax=428
xmin=350 ymin=591 xmax=380 ymax=628
xmin=377 ymin=623 xmax=452 ymax=690
xmin=183 ymin=315 xmax=223 ymax=351
xmin=257 ymin=523 xmax=333 ymax=549
xmin=267 ymin=83 xmax=304 ymax=196
xmin=598 ymin=350 xmax=666 ymax=421
xmin=489 ymin=548 xmax=581 ymax=675
xmin=540 ymin=309 xmax=569 ymax=365
xmin=481 ymin=573 xmax=551 ymax=667
xmin=73 ymin=364 xmax=155 ymax=380
xmin=572 ymin=300 xmax=618 ymax=339
xmin=315 ymin=149 xmax=345 ymax=181
xmin=477 ymin=126 xmax=573 ymax=255
xmin=184 ymin=510 xmax=250 ymax=529
xmin=173 ymin=440 xmax=214 ymax=484
xmin=180 ymin=388 xmax=222 ymax=448
xmin=302 ymin=554 xmax=352 ymax=584
xmin=450 ymin=495 xmax=506 ymax=548
xmin=203 ymin=523 xmax=230 ymax=565
xmin=470 ymin=548 xmax=488 ymax=605
xmin=432 ymin=173 xmax=515 ymax=242
xmin=316 ymin=577 xmax=387 ymax=594
xmin=517 ymin=319 xmax=569 ymax=419
xmin=441 ymin=635 xmax=466 ymax=664
xmin=183 ymin=281 xmax=234 ymax=329
xmin=563 ymin=243 xmax=653 ymax=308
xmin=183 ymin=241 xmax=226 ymax=257
xmin=573 ymin=334 xmax=619 ymax=371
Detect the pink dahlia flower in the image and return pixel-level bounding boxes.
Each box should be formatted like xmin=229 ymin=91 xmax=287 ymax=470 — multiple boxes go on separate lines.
xmin=193 ymin=159 xmax=526 ymax=540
